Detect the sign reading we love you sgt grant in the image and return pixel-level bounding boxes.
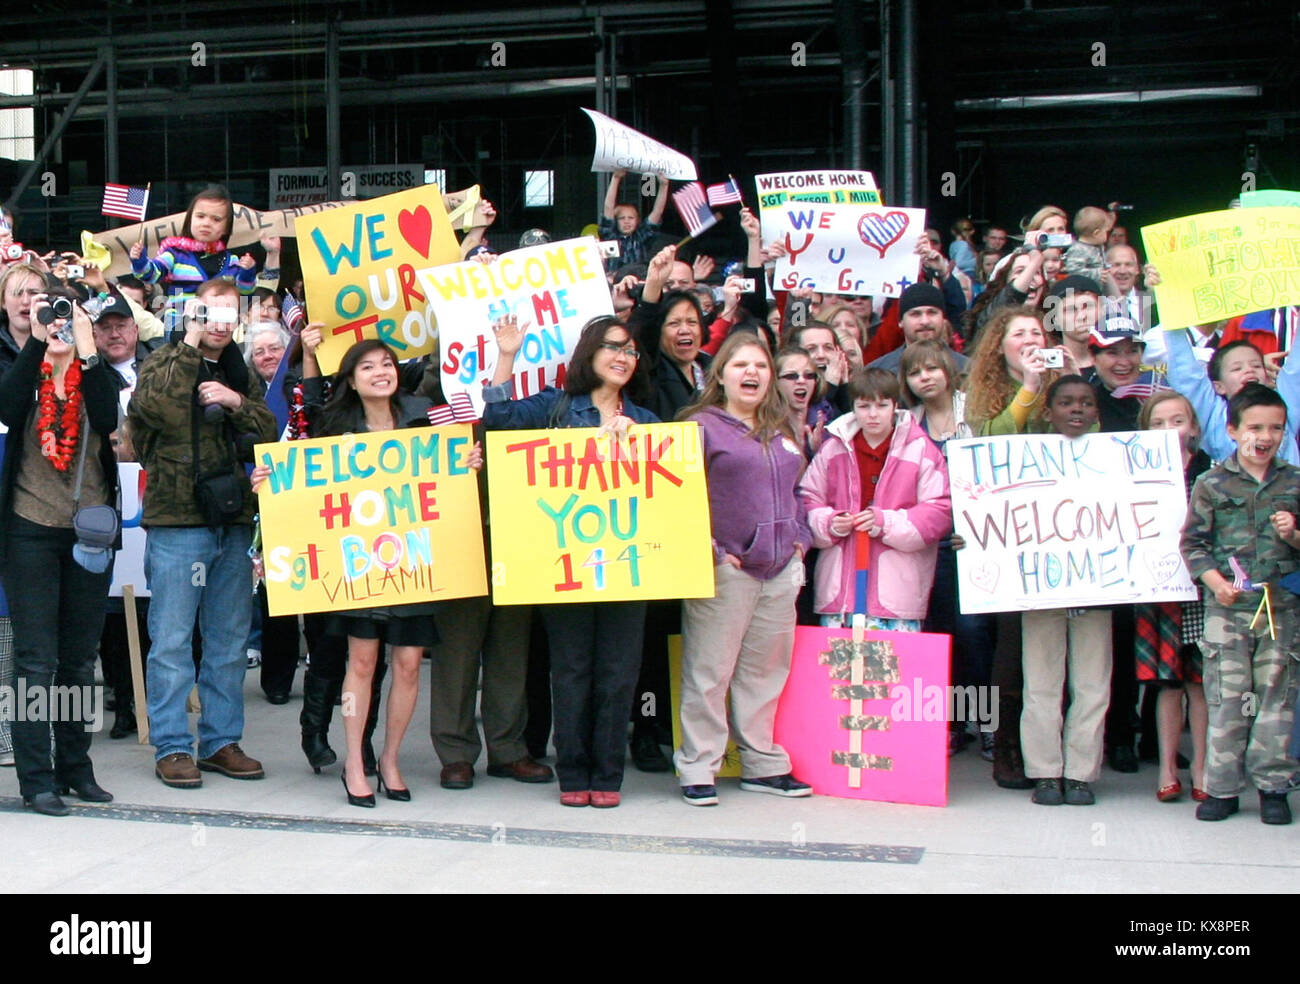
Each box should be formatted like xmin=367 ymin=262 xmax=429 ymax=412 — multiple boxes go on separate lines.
xmin=295 ymin=185 xmax=461 ymax=375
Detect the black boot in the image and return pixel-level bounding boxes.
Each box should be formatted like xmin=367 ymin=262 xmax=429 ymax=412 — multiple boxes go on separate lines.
xmin=361 ymin=658 xmax=388 ymax=777
xmin=993 ymin=693 xmax=1033 ymax=789
xmin=300 ymin=670 xmax=339 ymax=773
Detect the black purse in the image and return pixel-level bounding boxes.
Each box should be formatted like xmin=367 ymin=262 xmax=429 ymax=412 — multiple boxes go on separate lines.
xmin=71 ymin=410 xmax=120 ymax=574
xmin=191 ymin=392 xmax=245 ymax=527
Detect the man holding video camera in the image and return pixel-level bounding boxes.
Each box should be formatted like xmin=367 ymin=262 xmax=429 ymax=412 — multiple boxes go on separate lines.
xmin=127 ymin=276 xmax=277 ymax=789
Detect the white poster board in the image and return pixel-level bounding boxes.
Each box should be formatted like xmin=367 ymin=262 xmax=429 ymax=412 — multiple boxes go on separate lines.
xmin=110 ymin=463 xmax=149 ymax=598
xmin=948 ymin=431 xmax=1197 ymax=614
xmin=581 ymin=109 xmax=697 ymax=180
xmin=756 ymin=171 xmax=924 ymax=297
xmin=419 ymin=237 xmax=614 ymax=419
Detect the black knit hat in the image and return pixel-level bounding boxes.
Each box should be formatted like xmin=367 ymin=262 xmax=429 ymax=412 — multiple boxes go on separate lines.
xmin=898 ymin=283 xmax=945 ymax=317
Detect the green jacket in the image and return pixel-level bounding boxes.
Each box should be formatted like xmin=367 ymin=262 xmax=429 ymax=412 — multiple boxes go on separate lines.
xmin=1182 ymin=454 xmax=1300 ymax=610
xmin=128 ymin=341 xmax=277 ymax=527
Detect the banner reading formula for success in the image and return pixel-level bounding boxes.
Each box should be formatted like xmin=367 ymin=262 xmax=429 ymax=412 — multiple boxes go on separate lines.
xmin=254 ymin=426 xmax=488 ymax=616
xmin=486 ymin=423 xmax=715 ymax=605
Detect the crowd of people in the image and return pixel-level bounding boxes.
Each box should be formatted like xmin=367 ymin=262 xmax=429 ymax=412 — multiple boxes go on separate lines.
xmin=0 ymin=179 xmax=1297 ymax=826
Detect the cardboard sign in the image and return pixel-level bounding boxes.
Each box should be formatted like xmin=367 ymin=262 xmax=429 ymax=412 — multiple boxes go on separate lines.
xmin=947 ymin=431 xmax=1197 ymax=614
xmin=1142 ymin=207 xmax=1300 ymax=328
xmin=92 ymin=201 xmax=347 ymax=279
xmin=485 ymin=423 xmax=714 ymax=605
xmin=581 ymin=108 xmax=697 ymax=180
xmin=295 ymin=185 xmax=461 ymax=375
xmin=420 ymin=237 xmax=613 ymax=420
xmin=253 ymin=426 xmax=488 ymax=616
xmin=756 ymin=174 xmax=924 ymax=297
xmin=774 ymin=627 xmax=950 ymax=806
xmin=109 ymin=464 xmax=149 ymax=598
xmin=269 ymin=164 xmax=423 ymax=209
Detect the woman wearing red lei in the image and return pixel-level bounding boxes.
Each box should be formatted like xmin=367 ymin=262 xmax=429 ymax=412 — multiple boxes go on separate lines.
xmin=0 ymin=286 xmax=121 ymax=816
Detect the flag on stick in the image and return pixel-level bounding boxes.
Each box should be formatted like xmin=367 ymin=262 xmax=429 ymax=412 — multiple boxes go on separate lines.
xmin=672 ymin=182 xmax=719 ymax=239
xmin=706 ymin=177 xmax=744 ymax=207
xmin=102 ymin=183 xmax=150 ymax=221
xmin=281 ymin=292 xmax=306 ymax=335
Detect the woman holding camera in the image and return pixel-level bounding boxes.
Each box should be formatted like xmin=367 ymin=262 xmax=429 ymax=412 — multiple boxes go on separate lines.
xmin=0 ymin=285 xmax=121 ymax=816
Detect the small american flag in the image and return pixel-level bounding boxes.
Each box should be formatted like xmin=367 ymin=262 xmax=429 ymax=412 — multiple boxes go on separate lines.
xmin=427 ymin=391 xmax=478 ymax=426
xmin=1229 ymin=556 xmax=1255 ymax=591
xmin=672 ymin=182 xmax=719 ymax=239
xmin=102 ymin=183 xmax=150 ymax=221
xmin=706 ymin=178 xmax=743 ymax=207
xmin=281 ymin=293 xmax=306 ymax=334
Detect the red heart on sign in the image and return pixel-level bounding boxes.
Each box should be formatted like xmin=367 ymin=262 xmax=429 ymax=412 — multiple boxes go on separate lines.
xmin=857 ymin=210 xmax=910 ymax=257
xmin=398 ymin=206 xmax=433 ymax=258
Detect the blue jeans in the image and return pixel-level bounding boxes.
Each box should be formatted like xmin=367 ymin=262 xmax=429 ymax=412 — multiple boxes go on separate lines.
xmin=144 ymin=525 xmax=254 ymax=761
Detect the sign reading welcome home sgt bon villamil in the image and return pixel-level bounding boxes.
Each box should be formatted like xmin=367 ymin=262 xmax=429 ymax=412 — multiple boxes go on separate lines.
xmin=254 ymin=426 xmax=488 ymax=616
xmin=948 ymin=431 xmax=1197 ymax=614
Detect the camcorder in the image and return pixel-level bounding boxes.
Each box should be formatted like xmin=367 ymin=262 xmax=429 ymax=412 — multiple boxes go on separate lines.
xmin=36 ymin=296 xmax=74 ymax=325
xmin=1038 ymin=233 xmax=1073 ymax=249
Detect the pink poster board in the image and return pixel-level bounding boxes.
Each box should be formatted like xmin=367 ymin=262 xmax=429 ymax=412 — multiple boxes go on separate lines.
xmin=774 ymin=627 xmax=950 ymax=806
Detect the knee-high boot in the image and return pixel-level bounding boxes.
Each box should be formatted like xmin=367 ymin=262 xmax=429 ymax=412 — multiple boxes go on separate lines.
xmin=300 ymin=669 xmax=339 ymax=772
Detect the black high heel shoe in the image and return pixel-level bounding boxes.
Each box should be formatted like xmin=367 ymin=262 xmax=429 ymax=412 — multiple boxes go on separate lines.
xmin=376 ymin=769 xmax=411 ymax=802
xmin=341 ymin=769 xmax=375 ymax=808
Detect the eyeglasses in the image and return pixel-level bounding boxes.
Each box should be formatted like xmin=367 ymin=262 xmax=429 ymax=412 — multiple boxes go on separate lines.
xmin=779 ymin=371 xmax=819 ymax=382
xmin=598 ymin=343 xmax=640 ymax=360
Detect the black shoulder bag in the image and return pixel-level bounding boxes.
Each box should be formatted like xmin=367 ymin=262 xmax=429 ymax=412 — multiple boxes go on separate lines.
xmin=192 ymin=371 xmax=245 ymax=527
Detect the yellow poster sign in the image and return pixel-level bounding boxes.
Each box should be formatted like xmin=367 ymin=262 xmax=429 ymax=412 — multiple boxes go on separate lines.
xmin=1142 ymin=206 xmax=1300 ymax=329
xmin=486 ymin=423 xmax=715 ymax=605
xmin=254 ymin=426 xmax=488 ymax=616
xmin=294 ymin=185 xmax=461 ymax=374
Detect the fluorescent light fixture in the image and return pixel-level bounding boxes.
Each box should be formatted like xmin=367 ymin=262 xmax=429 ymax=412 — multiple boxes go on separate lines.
xmin=957 ymin=85 xmax=1260 ymax=111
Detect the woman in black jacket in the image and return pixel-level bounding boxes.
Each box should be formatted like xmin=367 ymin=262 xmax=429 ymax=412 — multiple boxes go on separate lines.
xmin=0 ymin=287 xmax=121 ymax=816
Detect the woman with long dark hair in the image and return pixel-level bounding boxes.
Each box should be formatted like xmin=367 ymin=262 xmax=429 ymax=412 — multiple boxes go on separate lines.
xmin=254 ymin=329 xmax=480 ymax=807
xmin=674 ymin=332 xmax=813 ymax=806
xmin=482 ymin=314 xmax=658 ymax=807
xmin=0 ymin=286 xmax=120 ymax=815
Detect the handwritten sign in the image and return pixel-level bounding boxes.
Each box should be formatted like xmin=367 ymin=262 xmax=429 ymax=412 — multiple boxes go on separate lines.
xmin=1142 ymin=207 xmax=1300 ymax=329
xmin=756 ymin=172 xmax=923 ymax=297
xmin=774 ymin=627 xmax=950 ymax=806
xmin=948 ymin=431 xmax=1197 ymax=614
xmin=581 ymin=108 xmax=697 ymax=180
xmin=755 ymin=169 xmax=881 ymax=208
xmin=253 ymin=426 xmax=487 ymax=616
xmin=1241 ymin=190 xmax=1300 ymax=209
xmin=485 ymin=423 xmax=714 ymax=605
xmin=419 ymin=237 xmax=613 ymax=420
xmin=295 ymin=185 xmax=460 ymax=374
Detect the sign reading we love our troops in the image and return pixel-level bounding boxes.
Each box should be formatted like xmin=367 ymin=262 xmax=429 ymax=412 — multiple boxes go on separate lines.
xmin=420 ymin=237 xmax=613 ymax=420
xmin=756 ymin=170 xmax=923 ymax=297
xmin=947 ymin=432 xmax=1197 ymax=615
xmin=254 ymin=427 xmax=487 ymax=616
xmin=294 ymin=185 xmax=461 ymax=374
xmin=485 ymin=423 xmax=714 ymax=605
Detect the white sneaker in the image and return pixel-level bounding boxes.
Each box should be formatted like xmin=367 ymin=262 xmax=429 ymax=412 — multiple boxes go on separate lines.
xmin=246 ymin=649 xmax=262 ymax=669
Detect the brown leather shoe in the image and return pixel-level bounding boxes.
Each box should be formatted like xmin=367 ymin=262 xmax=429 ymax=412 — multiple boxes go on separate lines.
xmin=155 ymin=753 xmax=202 ymax=788
xmin=197 ymin=743 xmax=265 ymax=780
xmin=487 ymin=756 xmax=555 ymax=784
xmin=440 ymin=762 xmax=475 ymax=789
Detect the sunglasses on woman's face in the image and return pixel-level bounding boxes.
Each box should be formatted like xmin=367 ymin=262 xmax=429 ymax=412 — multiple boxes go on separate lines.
xmin=779 ymin=371 xmax=819 ymax=382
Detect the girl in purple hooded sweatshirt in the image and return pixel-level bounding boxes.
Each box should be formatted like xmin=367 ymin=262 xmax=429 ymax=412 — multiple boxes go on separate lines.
xmin=674 ymin=332 xmax=813 ymax=808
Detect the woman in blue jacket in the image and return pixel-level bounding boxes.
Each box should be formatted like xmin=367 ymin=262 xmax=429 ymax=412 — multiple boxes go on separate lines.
xmin=482 ymin=314 xmax=658 ymax=808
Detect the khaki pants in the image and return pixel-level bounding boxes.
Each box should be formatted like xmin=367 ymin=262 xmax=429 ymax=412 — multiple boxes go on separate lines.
xmin=675 ymin=557 xmax=801 ymax=785
xmin=1021 ymin=608 xmax=1112 ymax=783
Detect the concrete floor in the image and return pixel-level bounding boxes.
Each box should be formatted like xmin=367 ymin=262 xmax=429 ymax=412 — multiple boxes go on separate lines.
xmin=2 ymin=664 xmax=1296 ymax=894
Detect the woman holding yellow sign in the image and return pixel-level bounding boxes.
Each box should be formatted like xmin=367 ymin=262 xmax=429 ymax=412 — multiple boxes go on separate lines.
xmin=253 ymin=326 xmax=482 ymax=808
xmin=482 ymin=313 xmax=659 ymax=809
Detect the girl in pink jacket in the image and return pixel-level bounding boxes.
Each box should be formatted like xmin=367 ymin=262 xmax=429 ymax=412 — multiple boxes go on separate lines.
xmin=800 ymin=367 xmax=952 ymax=629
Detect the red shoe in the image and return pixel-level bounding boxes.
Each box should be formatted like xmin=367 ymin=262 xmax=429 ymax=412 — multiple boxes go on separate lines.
xmin=1191 ymin=787 xmax=1209 ymax=802
xmin=590 ymin=791 xmax=621 ymax=809
xmin=1156 ymin=781 xmax=1183 ymax=802
xmin=560 ymin=790 xmax=590 ymax=807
